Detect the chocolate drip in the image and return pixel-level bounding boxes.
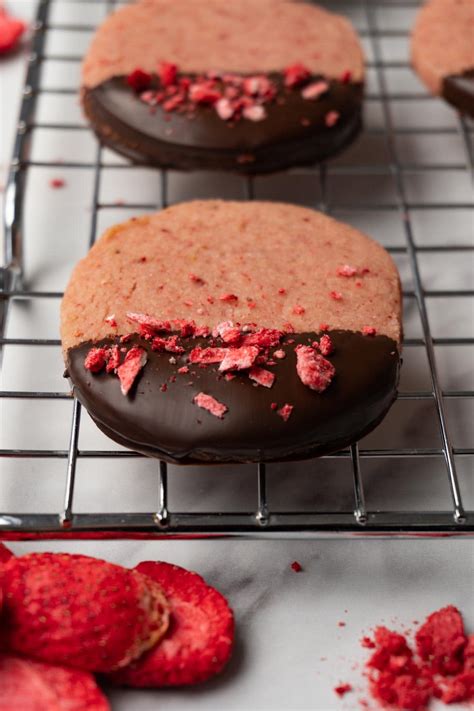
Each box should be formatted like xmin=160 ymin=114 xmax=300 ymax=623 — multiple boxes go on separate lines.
xmin=442 ymin=69 xmax=474 ymax=118
xmin=82 ymin=74 xmax=363 ymax=174
xmin=66 ymin=330 xmax=399 ymax=464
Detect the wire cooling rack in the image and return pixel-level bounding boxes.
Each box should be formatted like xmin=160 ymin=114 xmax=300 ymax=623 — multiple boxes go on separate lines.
xmin=1 ymin=0 xmax=473 ymax=539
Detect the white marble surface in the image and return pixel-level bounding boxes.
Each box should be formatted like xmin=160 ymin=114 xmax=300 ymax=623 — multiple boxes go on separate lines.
xmin=1 ymin=2 xmax=473 ymax=710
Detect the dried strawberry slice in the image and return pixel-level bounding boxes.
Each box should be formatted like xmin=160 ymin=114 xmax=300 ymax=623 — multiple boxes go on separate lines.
xmin=105 ymin=345 xmax=121 ymax=373
xmin=295 ymin=345 xmax=335 ymax=393
xmin=193 ymin=393 xmax=228 ymax=418
xmin=110 ymin=561 xmax=234 ymax=687
xmin=277 ymin=403 xmax=293 ymax=421
xmin=117 ymin=347 xmax=147 ymax=395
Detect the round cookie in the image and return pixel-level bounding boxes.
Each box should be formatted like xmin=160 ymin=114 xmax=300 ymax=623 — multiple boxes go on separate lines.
xmin=81 ymin=0 xmax=365 ymax=173
xmin=411 ymin=0 xmax=474 ymax=117
xmin=61 ymin=201 xmax=402 ymax=464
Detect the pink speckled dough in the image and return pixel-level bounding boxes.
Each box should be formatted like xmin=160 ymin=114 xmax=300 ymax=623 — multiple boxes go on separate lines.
xmin=61 ymin=201 xmax=401 ymax=352
xmin=411 ymin=0 xmax=474 ymax=94
xmin=82 ymin=0 xmax=364 ymax=89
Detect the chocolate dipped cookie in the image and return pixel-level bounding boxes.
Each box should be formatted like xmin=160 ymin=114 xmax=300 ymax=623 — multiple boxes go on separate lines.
xmin=61 ymin=201 xmax=402 ymax=464
xmin=411 ymin=0 xmax=474 ymax=117
xmin=81 ymin=0 xmax=365 ymax=173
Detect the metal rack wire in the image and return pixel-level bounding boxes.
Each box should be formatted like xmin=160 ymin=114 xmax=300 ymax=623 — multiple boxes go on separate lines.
xmin=1 ymin=0 xmax=473 ymax=539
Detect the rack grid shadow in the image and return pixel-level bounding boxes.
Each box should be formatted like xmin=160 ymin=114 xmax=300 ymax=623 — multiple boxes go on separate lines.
xmin=1 ymin=0 xmax=473 ymax=539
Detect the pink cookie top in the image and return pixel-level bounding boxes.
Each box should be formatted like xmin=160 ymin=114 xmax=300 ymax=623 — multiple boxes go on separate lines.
xmin=61 ymin=201 xmax=402 ymax=352
xmin=82 ymin=0 xmax=365 ymax=89
xmin=411 ymin=0 xmax=474 ymax=94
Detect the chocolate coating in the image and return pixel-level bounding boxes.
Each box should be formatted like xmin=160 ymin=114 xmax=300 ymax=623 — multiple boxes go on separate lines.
xmin=66 ymin=330 xmax=399 ymax=464
xmin=82 ymin=74 xmax=363 ymax=174
xmin=442 ymin=68 xmax=474 ymax=118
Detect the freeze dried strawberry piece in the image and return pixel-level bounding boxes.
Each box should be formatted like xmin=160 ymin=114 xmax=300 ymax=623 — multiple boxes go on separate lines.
xmin=337 ymin=264 xmax=357 ymax=277
xmin=301 ymin=80 xmax=329 ymax=100
xmin=189 ymin=347 xmax=228 ymax=364
xmin=440 ymin=672 xmax=474 ymax=703
xmin=0 ymin=9 xmax=25 ymax=55
xmin=415 ymin=606 xmax=467 ymax=675
xmin=117 ymin=347 xmax=147 ymax=395
xmin=362 ymin=326 xmax=377 ymax=337
xmin=151 ymin=336 xmax=184 ymax=354
xmin=159 ymin=61 xmax=178 ymax=87
xmin=290 ymin=561 xmax=302 ymax=572
xmin=193 ymin=392 xmax=228 ymax=418
xmin=219 ymin=346 xmax=259 ymax=372
xmin=319 ymin=334 xmax=334 ymax=356
xmin=341 ymin=70 xmax=352 ymax=84
xmin=105 ymin=314 xmax=117 ymax=328
xmin=219 ymin=293 xmax=239 ymax=302
xmin=105 ymin=345 xmax=120 ymax=373
xmin=173 ymin=319 xmax=196 ymax=337
xmin=273 ymin=349 xmax=286 ymax=359
xmin=295 ymin=345 xmax=335 ymax=393
xmin=249 ymin=367 xmax=275 ymax=388
xmin=2 ymin=553 xmax=169 ymax=673
xmin=277 ymin=403 xmax=293 ymax=421
xmin=241 ymin=328 xmax=282 ymax=349
xmin=215 ymin=97 xmax=235 ymax=120
xmin=325 ymin=110 xmax=340 ymax=127
xmin=84 ymin=347 xmax=108 ymax=373
xmin=126 ymin=312 xmax=171 ymax=333
xmin=194 ymin=325 xmax=211 ymax=338
xmin=178 ymin=366 xmax=189 ymax=374
xmin=0 ymin=543 xmax=13 ymax=563
xmin=283 ymin=63 xmax=311 ymax=88
xmin=243 ymin=104 xmax=267 ymax=121
xmin=189 ymin=83 xmax=221 ymax=104
xmin=0 ymin=654 xmax=110 ymax=711
xmin=110 ymin=561 xmax=234 ymax=687
xmin=215 ymin=321 xmax=242 ymax=345
xmin=330 ymin=291 xmax=343 ymax=301
xmin=127 ymin=68 xmax=152 ymax=92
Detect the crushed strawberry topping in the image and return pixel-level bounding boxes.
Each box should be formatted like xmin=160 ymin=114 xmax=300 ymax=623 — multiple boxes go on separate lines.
xmin=219 ymin=293 xmax=239 ymax=302
xmin=277 ymin=403 xmax=294 ymax=421
xmin=330 ymin=291 xmax=343 ymax=301
xmin=189 ymin=347 xmax=228 ymax=364
xmin=84 ymin=347 xmax=108 ymax=373
xmin=117 ymin=346 xmax=147 ymax=395
xmin=219 ymin=346 xmax=259 ymax=372
xmin=362 ymin=607 xmax=474 ymax=710
xmin=105 ymin=345 xmax=120 ymax=373
xmin=249 ymin=367 xmax=275 ymax=388
xmin=295 ymin=345 xmax=335 ymax=393
xmin=49 ymin=178 xmax=65 ymax=189
xmin=241 ymin=328 xmax=282 ymax=349
xmin=193 ymin=392 xmax=228 ymax=419
xmin=325 ymin=110 xmax=340 ymax=127
xmin=126 ymin=68 xmax=152 ymax=92
xmin=283 ymin=63 xmax=311 ymax=88
xmin=292 ymin=304 xmax=306 ymax=315
xmin=319 ymin=334 xmax=334 ymax=356
xmin=126 ymin=312 xmax=171 ymax=333
xmin=127 ymin=62 xmax=333 ymax=124
xmin=290 ymin=560 xmax=303 ymax=572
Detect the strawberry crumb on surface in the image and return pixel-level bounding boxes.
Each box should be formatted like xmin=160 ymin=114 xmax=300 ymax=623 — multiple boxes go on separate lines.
xmin=49 ymin=178 xmax=65 ymax=189
xmin=277 ymin=403 xmax=294 ymax=421
xmin=290 ymin=561 xmax=303 ymax=572
xmin=334 ymin=683 xmax=352 ymax=697
xmin=360 ymin=606 xmax=474 ymax=710
xmin=193 ymin=392 xmax=228 ymax=419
